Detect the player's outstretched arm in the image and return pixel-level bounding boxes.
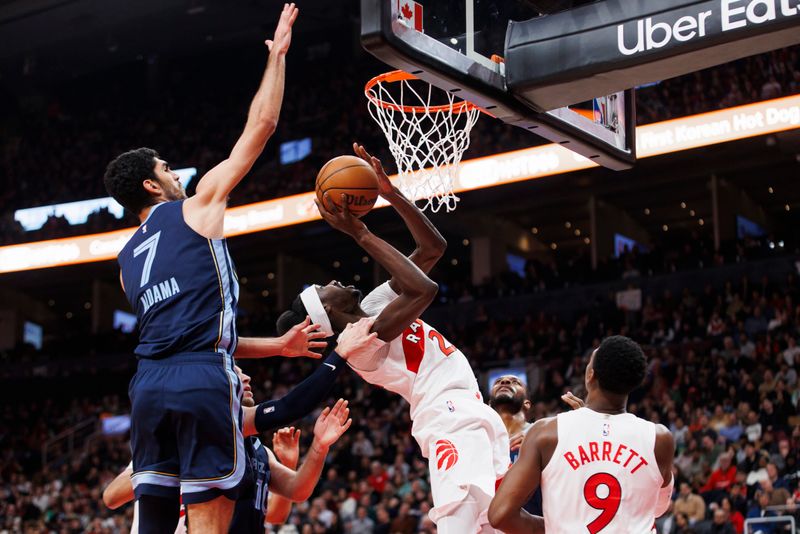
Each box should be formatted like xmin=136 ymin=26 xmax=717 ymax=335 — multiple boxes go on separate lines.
xmin=184 ymin=3 xmax=297 ymax=238
xmin=488 ymin=419 xmax=551 ymax=534
xmin=268 ymin=399 xmax=352 ymax=502
xmin=353 ymin=143 xmax=446 ymax=278
xmin=102 ymin=465 xmax=135 ymax=510
xmin=236 ymin=316 xmax=327 ymax=360
xmin=316 ymin=196 xmax=438 ymax=341
xmin=242 ymin=319 xmax=381 ymax=437
xmin=265 ymin=428 xmax=300 ymax=525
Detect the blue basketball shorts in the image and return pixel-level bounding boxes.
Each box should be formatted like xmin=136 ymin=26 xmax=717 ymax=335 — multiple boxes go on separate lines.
xmin=129 ymin=352 xmax=245 ymax=504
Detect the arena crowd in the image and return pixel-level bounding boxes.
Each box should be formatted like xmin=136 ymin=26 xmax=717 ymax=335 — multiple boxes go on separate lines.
xmin=1 ymin=247 xmax=799 ymax=533
xmin=1 ymin=46 xmax=798 ymax=246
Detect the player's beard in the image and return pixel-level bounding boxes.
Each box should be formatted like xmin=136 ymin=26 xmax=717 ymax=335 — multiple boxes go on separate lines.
xmin=490 ymin=392 xmax=524 ymax=413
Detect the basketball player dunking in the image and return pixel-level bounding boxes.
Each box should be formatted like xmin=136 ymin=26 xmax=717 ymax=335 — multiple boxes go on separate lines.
xmin=103 ymin=5 xmax=331 ymax=533
xmin=488 ymin=336 xmax=675 ymax=534
xmin=277 ymin=144 xmax=510 ymax=534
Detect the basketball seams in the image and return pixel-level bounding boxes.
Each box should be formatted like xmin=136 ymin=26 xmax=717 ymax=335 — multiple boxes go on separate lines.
xmin=315 ymin=155 xmax=379 ymax=217
xmin=316 ymin=163 xmax=372 ymax=191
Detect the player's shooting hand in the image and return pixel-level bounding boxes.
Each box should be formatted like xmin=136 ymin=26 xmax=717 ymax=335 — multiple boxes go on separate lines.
xmin=280 ymin=316 xmax=328 ymax=358
xmin=336 ymin=318 xmax=383 ymax=361
xmin=313 ymin=399 xmax=352 ymax=449
xmin=561 ymin=391 xmax=585 ymax=410
xmin=315 ymin=193 xmax=368 ymax=238
xmin=272 ymin=427 xmax=301 ymax=469
xmin=353 ymin=143 xmax=396 ymax=198
xmin=265 ymin=3 xmax=299 ymax=55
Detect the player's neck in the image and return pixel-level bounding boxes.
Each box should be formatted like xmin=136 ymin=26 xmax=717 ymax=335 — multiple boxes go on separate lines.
xmin=585 ymin=393 xmax=627 ymax=415
xmin=499 ymin=409 xmax=527 ymax=434
xmin=138 ymin=201 xmax=164 ymax=224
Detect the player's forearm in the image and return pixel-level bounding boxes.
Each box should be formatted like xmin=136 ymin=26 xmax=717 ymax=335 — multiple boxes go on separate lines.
xmin=384 ymin=189 xmax=446 ymax=273
xmin=102 ymin=468 xmax=135 ymax=510
xmin=266 ymin=494 xmax=293 ymax=524
xmin=488 ymin=509 xmax=545 ymax=534
xmin=285 ymin=439 xmax=329 ymax=502
xmin=355 ymin=229 xmax=437 ymax=297
xmin=251 ymin=352 xmax=346 ymax=435
xmin=246 ymin=51 xmax=286 ymax=130
xmin=235 ymin=336 xmax=288 ymax=359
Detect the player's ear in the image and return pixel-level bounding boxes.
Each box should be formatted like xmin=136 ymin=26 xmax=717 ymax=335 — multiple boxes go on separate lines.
xmin=142 ymin=178 xmax=161 ymax=196
xmin=523 ymin=399 xmax=532 ymax=412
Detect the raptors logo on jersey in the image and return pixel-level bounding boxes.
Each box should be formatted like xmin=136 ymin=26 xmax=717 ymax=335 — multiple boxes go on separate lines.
xmin=355 ymin=281 xmax=511 ymax=529
xmin=435 ymin=439 xmax=459 ymax=471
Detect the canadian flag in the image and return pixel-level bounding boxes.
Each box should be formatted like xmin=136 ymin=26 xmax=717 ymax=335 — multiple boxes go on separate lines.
xmin=398 ymin=0 xmax=423 ymax=32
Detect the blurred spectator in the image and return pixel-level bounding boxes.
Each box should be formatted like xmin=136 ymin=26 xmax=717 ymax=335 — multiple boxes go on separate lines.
xmin=675 ymin=482 xmax=708 ymax=524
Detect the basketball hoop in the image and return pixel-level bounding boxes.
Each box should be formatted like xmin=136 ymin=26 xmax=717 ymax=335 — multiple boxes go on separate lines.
xmin=365 ymin=71 xmax=481 ymax=213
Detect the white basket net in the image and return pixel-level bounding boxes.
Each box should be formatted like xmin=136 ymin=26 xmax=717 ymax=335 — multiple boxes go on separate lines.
xmin=365 ymin=71 xmax=481 ymax=213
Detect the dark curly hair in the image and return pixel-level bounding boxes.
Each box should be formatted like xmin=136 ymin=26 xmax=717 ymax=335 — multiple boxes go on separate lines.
xmin=276 ymin=293 xmax=336 ymax=355
xmin=592 ymin=335 xmax=647 ymax=395
xmin=104 ymin=148 xmax=159 ymax=214
xmin=276 ymin=294 xmax=308 ymax=336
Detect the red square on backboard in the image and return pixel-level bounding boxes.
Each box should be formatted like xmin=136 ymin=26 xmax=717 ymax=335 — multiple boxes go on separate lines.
xmin=397 ymin=0 xmax=423 ymax=32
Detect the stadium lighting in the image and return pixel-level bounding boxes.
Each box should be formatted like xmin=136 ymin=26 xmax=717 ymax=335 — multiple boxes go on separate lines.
xmin=1 ymin=95 xmax=799 ymax=274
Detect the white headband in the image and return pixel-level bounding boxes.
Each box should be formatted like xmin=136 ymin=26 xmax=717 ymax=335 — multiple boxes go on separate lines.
xmin=300 ymin=285 xmax=334 ymax=337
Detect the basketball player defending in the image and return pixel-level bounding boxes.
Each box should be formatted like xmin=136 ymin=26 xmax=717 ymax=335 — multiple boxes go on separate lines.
xmin=488 ymin=336 xmax=675 ymax=534
xmin=277 ymin=144 xmax=510 ymax=533
xmin=103 ymin=5 xmax=323 ymax=533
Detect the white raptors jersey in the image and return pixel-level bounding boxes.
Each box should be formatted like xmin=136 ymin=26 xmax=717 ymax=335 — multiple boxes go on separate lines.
xmin=541 ymin=408 xmax=663 ymax=534
xmin=354 ymin=283 xmax=497 ymax=452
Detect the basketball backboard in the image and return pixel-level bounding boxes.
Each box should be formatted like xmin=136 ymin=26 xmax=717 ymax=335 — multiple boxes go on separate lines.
xmin=361 ymin=0 xmax=637 ymax=169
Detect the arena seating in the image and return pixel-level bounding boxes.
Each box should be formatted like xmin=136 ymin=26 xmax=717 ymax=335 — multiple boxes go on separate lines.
xmin=2 ymin=251 xmax=799 ymax=533
xmin=0 ymin=46 xmax=798 ymax=246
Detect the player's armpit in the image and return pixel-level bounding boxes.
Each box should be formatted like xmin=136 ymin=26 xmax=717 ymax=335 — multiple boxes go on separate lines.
xmin=488 ymin=420 xmax=552 ymax=534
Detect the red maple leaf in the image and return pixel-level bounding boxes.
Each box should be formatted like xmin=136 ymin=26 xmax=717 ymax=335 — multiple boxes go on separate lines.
xmin=401 ymin=2 xmax=413 ymax=19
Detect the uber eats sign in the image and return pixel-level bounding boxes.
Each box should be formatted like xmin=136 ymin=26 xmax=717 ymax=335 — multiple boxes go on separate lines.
xmin=618 ymin=0 xmax=800 ymax=55
xmin=505 ymin=0 xmax=800 ymax=111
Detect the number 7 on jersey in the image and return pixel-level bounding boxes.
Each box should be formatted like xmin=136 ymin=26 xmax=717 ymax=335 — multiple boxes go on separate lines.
xmin=133 ymin=231 xmax=162 ymax=288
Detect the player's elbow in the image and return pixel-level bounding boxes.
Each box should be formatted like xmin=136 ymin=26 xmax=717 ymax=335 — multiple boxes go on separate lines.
xmin=416 ymin=240 xmax=447 ymax=265
xmin=425 ymin=236 xmax=447 ymax=257
xmin=487 ymin=500 xmax=511 ymax=530
xmin=290 ymin=486 xmax=313 ymax=503
xmin=415 ymin=279 xmax=439 ymax=304
xmin=255 ymin=115 xmax=278 ymax=138
xmin=102 ymin=488 xmax=123 ymax=510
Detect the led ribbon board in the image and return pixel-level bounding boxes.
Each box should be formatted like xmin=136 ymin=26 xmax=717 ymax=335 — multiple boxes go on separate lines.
xmin=0 ymin=95 xmax=798 ymax=274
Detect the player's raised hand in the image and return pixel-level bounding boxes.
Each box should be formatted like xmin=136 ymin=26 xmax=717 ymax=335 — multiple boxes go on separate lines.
xmin=313 ymin=399 xmax=352 ymax=448
xmin=561 ymin=391 xmax=585 ymax=410
xmin=315 ymin=193 xmax=368 ymax=238
xmin=509 ymin=431 xmax=526 ymax=452
xmin=353 ymin=143 xmax=395 ymax=198
xmin=265 ymin=3 xmax=299 ymax=55
xmin=272 ymin=427 xmax=301 ymax=469
xmin=336 ymin=317 xmax=383 ymax=361
xmin=280 ymin=316 xmax=328 ymax=358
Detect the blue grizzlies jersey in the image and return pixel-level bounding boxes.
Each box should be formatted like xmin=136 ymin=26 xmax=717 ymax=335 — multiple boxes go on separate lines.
xmin=118 ymin=200 xmax=239 ymax=359
xmin=230 ymin=437 xmax=271 ymax=534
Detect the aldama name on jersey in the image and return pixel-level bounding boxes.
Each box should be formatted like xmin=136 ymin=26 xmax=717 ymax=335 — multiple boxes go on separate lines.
xmin=563 ymin=441 xmax=649 ymax=474
xmin=140 ymin=277 xmax=181 ymax=314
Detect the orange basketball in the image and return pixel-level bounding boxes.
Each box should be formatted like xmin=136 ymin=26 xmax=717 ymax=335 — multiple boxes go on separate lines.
xmin=315 ymin=156 xmax=379 ymax=218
